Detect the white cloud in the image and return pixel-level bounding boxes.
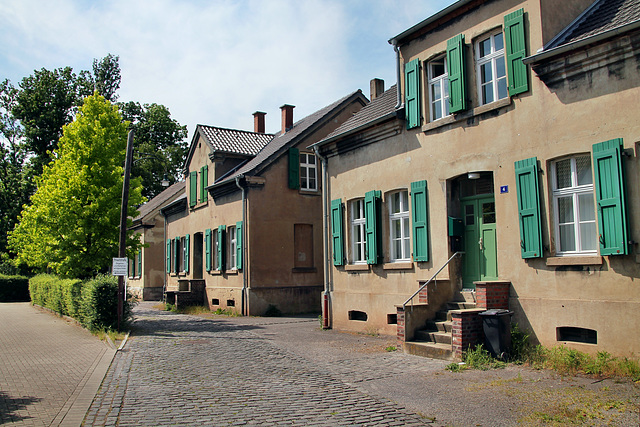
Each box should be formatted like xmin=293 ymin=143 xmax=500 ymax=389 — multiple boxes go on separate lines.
xmin=0 ymin=0 xmax=455 ymax=136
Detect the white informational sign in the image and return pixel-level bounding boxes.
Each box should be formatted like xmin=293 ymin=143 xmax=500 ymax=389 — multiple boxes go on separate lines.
xmin=112 ymin=257 xmax=128 ymax=277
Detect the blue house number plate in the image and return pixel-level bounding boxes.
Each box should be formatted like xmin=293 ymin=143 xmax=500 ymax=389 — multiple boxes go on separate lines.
xmin=500 ymin=185 xmax=509 ymax=194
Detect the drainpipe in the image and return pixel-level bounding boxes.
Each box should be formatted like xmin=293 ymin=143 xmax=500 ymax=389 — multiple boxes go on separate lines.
xmin=161 ymin=210 xmax=167 ymax=302
xmin=313 ymin=145 xmax=331 ymax=329
xmin=392 ymin=40 xmax=403 ymax=110
xmin=235 ymin=175 xmax=247 ymax=316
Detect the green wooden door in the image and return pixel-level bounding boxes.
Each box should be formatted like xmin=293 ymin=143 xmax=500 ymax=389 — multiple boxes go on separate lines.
xmin=462 ymin=196 xmax=498 ymax=288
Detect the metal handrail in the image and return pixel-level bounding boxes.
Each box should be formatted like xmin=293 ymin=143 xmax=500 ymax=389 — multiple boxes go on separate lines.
xmin=402 ymin=251 xmax=463 ymax=311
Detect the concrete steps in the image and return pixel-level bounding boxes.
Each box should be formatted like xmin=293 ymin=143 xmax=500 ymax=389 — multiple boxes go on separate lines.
xmin=404 ymin=290 xmax=476 ymax=361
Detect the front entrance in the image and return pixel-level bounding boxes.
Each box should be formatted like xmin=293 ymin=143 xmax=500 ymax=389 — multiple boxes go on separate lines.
xmin=458 ymin=174 xmax=498 ymax=289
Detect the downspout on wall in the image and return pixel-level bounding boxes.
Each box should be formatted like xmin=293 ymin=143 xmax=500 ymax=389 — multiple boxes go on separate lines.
xmin=161 ymin=210 xmax=167 ymax=302
xmin=392 ymin=40 xmax=403 ymax=110
xmin=235 ymin=175 xmax=248 ymax=316
xmin=313 ymin=145 xmax=331 ymax=329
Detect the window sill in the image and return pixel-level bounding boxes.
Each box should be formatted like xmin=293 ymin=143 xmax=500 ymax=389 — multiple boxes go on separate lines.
xmin=383 ymin=262 xmax=414 ymax=271
xmin=292 ymin=267 xmax=317 ymax=273
xmin=208 ymin=270 xmax=222 ymax=276
xmin=191 ymin=201 xmax=208 ymax=210
xmin=422 ymin=97 xmax=511 ymax=133
xmin=299 ymin=189 xmax=320 ymax=196
xmin=225 ymin=269 xmax=239 ymax=275
xmin=546 ymin=256 xmax=603 ymax=266
xmin=345 ymin=264 xmax=369 ymax=272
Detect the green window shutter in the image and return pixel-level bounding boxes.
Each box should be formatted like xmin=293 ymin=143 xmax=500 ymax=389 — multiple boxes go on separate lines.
xmin=504 ymin=8 xmax=529 ymax=96
xmin=404 ymin=58 xmax=421 ymax=129
xmin=199 ymin=166 xmax=206 ymax=203
xmin=189 ymin=171 xmax=197 ymax=207
xmin=236 ymin=221 xmax=243 ymax=270
xmin=411 ymin=180 xmax=429 ymax=262
xmin=166 ymin=239 xmax=171 ymax=273
xmin=137 ymin=250 xmax=142 ymax=277
xmin=205 ymin=229 xmax=212 ymax=272
xmin=364 ymin=190 xmax=381 ymax=265
xmin=447 ymin=34 xmax=467 ymax=113
xmin=173 ymin=237 xmax=179 ymax=273
xmin=288 ymin=147 xmax=300 ymax=189
xmin=330 ymin=199 xmax=344 ymax=266
xmin=593 ymin=138 xmax=628 ymax=256
xmin=514 ymin=157 xmax=543 ymax=258
xmin=217 ymin=225 xmax=226 ymax=271
xmin=185 ymin=234 xmax=190 ymax=273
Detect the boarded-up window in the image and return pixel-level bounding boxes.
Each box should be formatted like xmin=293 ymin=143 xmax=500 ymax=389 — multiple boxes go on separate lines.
xmin=294 ymin=224 xmax=313 ymax=269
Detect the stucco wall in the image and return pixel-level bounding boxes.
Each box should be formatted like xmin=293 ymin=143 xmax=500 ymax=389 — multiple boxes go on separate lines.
xmin=326 ymin=0 xmax=640 ymax=356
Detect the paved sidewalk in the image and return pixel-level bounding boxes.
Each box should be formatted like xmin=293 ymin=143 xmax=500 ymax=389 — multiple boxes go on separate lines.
xmin=86 ymin=302 xmax=639 ymax=426
xmin=0 ymin=303 xmax=115 ymax=427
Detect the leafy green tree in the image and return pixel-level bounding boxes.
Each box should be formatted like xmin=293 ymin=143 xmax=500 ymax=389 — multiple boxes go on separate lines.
xmin=9 ymin=94 xmax=144 ymax=279
xmin=11 ymin=55 xmax=122 ymax=172
xmin=0 ymin=80 xmax=34 ymax=263
xmin=119 ymin=101 xmax=188 ymax=199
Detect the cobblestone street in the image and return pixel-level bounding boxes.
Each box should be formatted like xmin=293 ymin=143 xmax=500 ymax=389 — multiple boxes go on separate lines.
xmin=85 ymin=303 xmax=639 ymax=426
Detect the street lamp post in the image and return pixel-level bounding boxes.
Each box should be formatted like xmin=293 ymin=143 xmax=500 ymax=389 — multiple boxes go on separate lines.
xmin=117 ymin=130 xmax=135 ymax=331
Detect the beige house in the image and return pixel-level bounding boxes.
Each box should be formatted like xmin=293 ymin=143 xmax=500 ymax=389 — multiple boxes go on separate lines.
xmin=313 ymin=0 xmax=640 ymax=359
xmin=128 ymin=181 xmax=185 ymax=301
xmin=163 ymin=91 xmax=367 ymax=315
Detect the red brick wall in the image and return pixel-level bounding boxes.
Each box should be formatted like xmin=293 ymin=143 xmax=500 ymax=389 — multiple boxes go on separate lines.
xmin=476 ymin=282 xmax=510 ymax=310
xmin=397 ymin=307 xmax=405 ymax=345
xmin=451 ymin=310 xmax=484 ymax=358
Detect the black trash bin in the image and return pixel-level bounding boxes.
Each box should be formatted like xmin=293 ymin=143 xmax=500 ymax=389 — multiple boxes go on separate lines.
xmin=479 ymin=309 xmax=513 ymax=359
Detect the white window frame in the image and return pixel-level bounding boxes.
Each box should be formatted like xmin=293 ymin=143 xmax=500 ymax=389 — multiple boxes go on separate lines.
xmin=299 ymin=153 xmax=318 ymax=191
xmin=551 ymin=155 xmax=597 ymax=256
xmin=427 ymin=55 xmax=450 ymax=121
xmin=388 ymin=190 xmax=410 ymax=262
xmin=228 ymin=226 xmax=237 ymax=270
xmin=212 ymin=232 xmax=219 ymax=271
xmin=475 ymin=31 xmax=508 ymax=105
xmin=350 ymin=199 xmax=366 ymax=264
xmin=180 ymin=236 xmax=187 ymax=273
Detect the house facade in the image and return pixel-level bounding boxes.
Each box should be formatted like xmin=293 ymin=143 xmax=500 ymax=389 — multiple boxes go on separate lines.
xmin=128 ymin=181 xmax=185 ymax=301
xmin=163 ymin=92 xmax=367 ymax=315
xmin=314 ymin=0 xmax=640 ymax=358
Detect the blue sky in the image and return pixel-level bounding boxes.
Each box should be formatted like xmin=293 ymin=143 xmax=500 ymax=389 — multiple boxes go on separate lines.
xmin=0 ymin=0 xmax=457 ymax=136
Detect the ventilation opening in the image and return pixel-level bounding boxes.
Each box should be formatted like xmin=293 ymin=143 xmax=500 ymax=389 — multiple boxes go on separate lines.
xmin=348 ymin=310 xmax=368 ymax=321
xmin=211 ymin=299 xmax=219 ymax=306
xmin=557 ymin=327 xmax=597 ymax=344
xmin=387 ymin=314 xmax=397 ymax=324
xmin=227 ymin=299 xmax=235 ymax=307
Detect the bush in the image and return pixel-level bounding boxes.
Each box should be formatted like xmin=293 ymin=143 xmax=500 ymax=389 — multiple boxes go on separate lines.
xmin=0 ymin=274 xmax=30 ymax=302
xmin=81 ymin=275 xmax=132 ymax=331
xmin=28 ymin=273 xmax=134 ymax=332
xmin=29 ymin=274 xmax=82 ymax=317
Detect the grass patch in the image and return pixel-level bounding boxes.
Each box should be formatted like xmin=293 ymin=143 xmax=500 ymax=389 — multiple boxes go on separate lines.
xmin=385 ymin=345 xmax=397 ymax=352
xmin=212 ymin=307 xmax=240 ymax=317
xmin=446 ymin=344 xmax=507 ymax=372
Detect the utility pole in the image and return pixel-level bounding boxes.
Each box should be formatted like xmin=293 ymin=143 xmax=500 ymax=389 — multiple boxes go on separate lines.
xmin=117 ymin=130 xmax=135 ymax=331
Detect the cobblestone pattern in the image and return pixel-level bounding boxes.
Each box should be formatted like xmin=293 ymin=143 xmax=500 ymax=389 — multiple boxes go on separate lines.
xmin=86 ymin=306 xmax=433 ymax=426
xmin=0 ymin=303 xmax=108 ymax=426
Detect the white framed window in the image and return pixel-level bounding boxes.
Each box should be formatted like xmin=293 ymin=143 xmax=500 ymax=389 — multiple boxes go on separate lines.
xmin=227 ymin=226 xmax=237 ymax=270
xmin=389 ymin=190 xmax=410 ymax=261
xmin=551 ymin=155 xmax=597 ymax=255
xmin=350 ymin=199 xmax=366 ymax=264
xmin=212 ymin=232 xmax=219 ymax=271
xmin=300 ymin=153 xmax=317 ymax=191
xmin=476 ymin=31 xmax=508 ymax=105
xmin=427 ymin=56 xmax=449 ymax=121
xmin=180 ymin=236 xmax=187 ymax=273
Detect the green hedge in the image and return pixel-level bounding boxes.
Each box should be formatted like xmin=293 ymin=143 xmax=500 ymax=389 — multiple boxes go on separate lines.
xmin=29 ymin=274 xmax=133 ymax=331
xmin=0 ymin=274 xmax=30 ymax=302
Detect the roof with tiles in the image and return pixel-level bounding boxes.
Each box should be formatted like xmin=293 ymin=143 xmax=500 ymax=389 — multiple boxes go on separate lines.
xmin=213 ymin=90 xmax=367 ymax=187
xmin=319 ymin=85 xmax=397 ymax=144
xmin=133 ymin=180 xmax=185 ymax=224
xmin=198 ymin=125 xmax=274 ymax=157
xmin=546 ymin=0 xmax=640 ymax=49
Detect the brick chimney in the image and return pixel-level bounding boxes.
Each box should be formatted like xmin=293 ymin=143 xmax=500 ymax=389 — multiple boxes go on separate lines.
xmin=280 ymin=104 xmax=295 ymax=133
xmin=370 ymin=78 xmax=385 ymax=100
xmin=253 ymin=111 xmax=266 ymax=133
